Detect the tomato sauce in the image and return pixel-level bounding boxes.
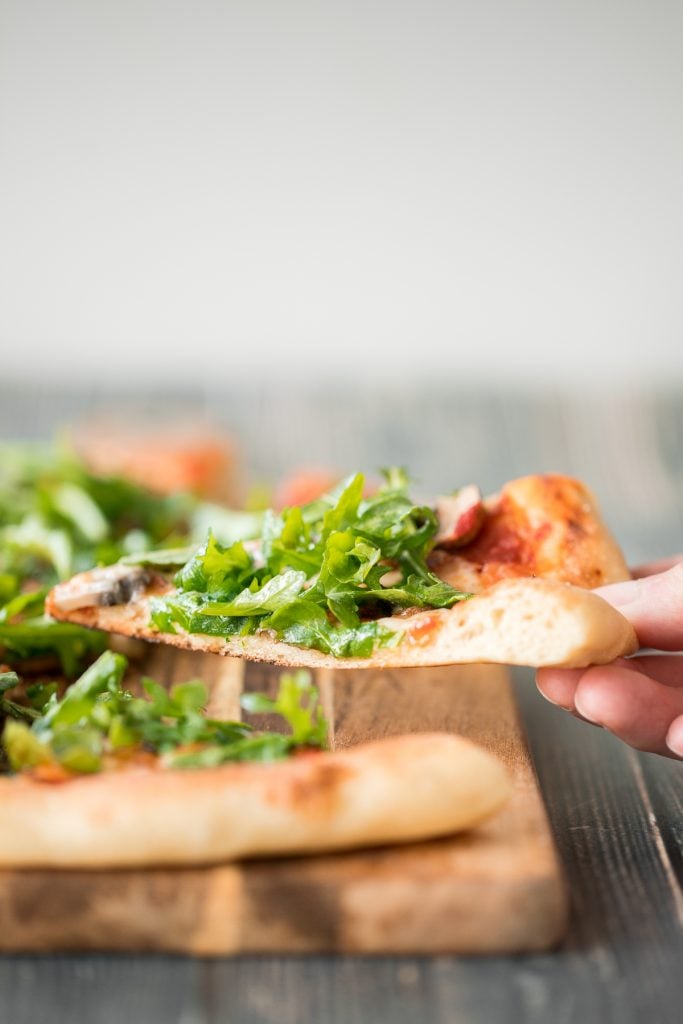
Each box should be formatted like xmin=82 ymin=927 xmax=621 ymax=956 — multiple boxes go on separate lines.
xmin=458 ymin=496 xmax=553 ymax=586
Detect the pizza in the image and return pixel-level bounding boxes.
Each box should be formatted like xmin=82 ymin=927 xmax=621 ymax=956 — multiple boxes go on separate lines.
xmin=72 ymin=419 xmax=241 ymax=503
xmin=1 ymin=450 xmax=512 ymax=870
xmin=0 ymin=652 xmax=510 ymax=868
xmin=0 ymin=432 xmax=254 ymax=678
xmin=46 ymin=471 xmax=638 ymax=670
xmin=0 ymin=468 xmax=634 ymax=870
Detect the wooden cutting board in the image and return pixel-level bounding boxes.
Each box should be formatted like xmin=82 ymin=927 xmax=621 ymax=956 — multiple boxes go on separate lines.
xmin=0 ymin=650 xmax=568 ymax=954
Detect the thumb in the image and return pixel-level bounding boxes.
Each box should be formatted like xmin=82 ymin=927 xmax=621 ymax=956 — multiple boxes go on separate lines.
xmin=595 ymin=563 xmax=683 ymax=652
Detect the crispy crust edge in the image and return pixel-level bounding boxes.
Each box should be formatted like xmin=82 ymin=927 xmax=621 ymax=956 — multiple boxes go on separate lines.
xmin=46 ymin=576 xmax=638 ymax=670
xmin=0 ymin=733 xmax=511 ymax=868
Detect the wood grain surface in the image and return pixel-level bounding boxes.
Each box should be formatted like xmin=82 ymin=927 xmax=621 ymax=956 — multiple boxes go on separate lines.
xmin=0 ymin=657 xmax=566 ymax=955
xmin=0 ymin=384 xmax=681 ymax=1024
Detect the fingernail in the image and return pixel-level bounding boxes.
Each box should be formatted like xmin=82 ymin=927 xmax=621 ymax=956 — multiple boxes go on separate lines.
xmin=541 ymin=692 xmax=567 ymax=709
xmin=594 ymin=579 xmax=640 ymax=608
xmin=571 ymin=710 xmax=602 ymax=728
xmin=573 ymin=691 xmax=599 ymax=724
xmin=536 ymin=668 xmax=584 ymax=710
xmin=665 ymin=717 xmax=683 ymax=758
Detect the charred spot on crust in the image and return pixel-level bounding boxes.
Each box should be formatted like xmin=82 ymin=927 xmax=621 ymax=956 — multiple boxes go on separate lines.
xmin=566 ymin=517 xmax=587 ymax=537
xmin=263 ymin=759 xmax=352 ymax=820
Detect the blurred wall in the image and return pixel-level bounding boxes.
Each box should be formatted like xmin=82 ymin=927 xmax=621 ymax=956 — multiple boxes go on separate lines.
xmin=1 ymin=0 xmax=682 ymax=388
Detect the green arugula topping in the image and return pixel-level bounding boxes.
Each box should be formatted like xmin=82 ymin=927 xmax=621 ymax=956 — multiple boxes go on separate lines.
xmin=0 ymin=442 xmax=196 ymax=588
xmin=0 ymin=441 xmax=207 ymax=676
xmin=0 ymin=670 xmax=40 ymax=723
xmin=241 ymin=672 xmax=328 ymax=747
xmin=150 ymin=469 xmax=471 ymax=658
xmin=0 ymin=618 xmax=107 ymax=678
xmin=2 ymin=651 xmax=328 ymax=774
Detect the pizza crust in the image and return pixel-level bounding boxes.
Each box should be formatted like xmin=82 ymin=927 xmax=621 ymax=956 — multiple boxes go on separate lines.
xmin=429 ymin=475 xmax=630 ymax=593
xmin=46 ymin=575 xmax=638 ymax=669
xmin=0 ymin=733 xmax=511 ymax=868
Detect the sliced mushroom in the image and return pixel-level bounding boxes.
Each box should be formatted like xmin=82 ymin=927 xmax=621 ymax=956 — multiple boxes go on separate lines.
xmin=49 ymin=565 xmax=152 ymax=613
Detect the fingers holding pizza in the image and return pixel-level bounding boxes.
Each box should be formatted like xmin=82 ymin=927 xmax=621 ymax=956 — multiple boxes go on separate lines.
xmin=537 ymin=559 xmax=683 ymax=759
xmin=45 ymin=472 xmax=638 ymax=670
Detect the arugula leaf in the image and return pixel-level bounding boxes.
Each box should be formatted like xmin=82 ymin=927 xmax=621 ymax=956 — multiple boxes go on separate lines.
xmin=39 ymin=649 xmax=126 ymax=730
xmin=241 ymin=669 xmax=328 ymax=746
xmin=3 ymin=517 xmax=73 ymax=580
xmin=151 ymin=468 xmax=471 ymax=659
xmin=0 ymin=672 xmax=59 ymax=724
xmin=0 ymin=587 xmax=49 ymax=623
xmin=50 ymin=483 xmax=109 ymax=544
xmin=190 ymin=504 xmax=264 ymax=547
xmin=320 ymin=473 xmax=365 ymax=540
xmin=0 ymin=671 xmax=20 ymax=696
xmin=120 ymin=546 xmax=198 ymax=570
xmin=149 ymin=592 xmax=254 ymax=638
xmin=269 ymin=599 xmax=397 ymax=658
xmin=50 ymin=725 xmax=104 ymax=773
xmin=3 ymin=720 xmax=53 ymax=771
xmin=202 ymin=570 xmax=307 ymax=617
xmin=166 ymin=733 xmax=292 ymax=769
xmin=25 ymin=681 xmax=58 ymax=711
xmin=0 ymin=670 xmax=42 ymax=723
xmin=1 ymin=652 xmax=328 ymax=774
xmin=0 ymin=440 xmax=247 ymax=681
xmin=0 ymin=618 xmax=107 ymax=676
xmin=0 ymin=573 xmax=18 ymax=604
xmin=380 ymin=466 xmax=411 ymax=491
xmin=174 ymin=533 xmax=252 ymax=595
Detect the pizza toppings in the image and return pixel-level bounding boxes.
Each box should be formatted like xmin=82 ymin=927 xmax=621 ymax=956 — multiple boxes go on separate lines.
xmin=146 ymin=470 xmax=471 ymax=659
xmin=0 ymin=602 xmax=107 ymax=679
xmin=2 ymin=651 xmax=328 ymax=777
xmin=0 ymin=440 xmax=207 ymax=677
xmin=43 ymin=473 xmax=635 ymax=671
xmin=1 ymin=669 xmax=44 ymax=725
xmin=49 ymin=564 xmax=153 ymax=613
xmin=434 ymin=485 xmax=485 ymax=549
xmin=428 ymin=475 xmax=631 ymax=595
xmin=46 ymin=469 xmax=472 ymax=660
xmin=0 ymin=442 xmax=197 ymax=585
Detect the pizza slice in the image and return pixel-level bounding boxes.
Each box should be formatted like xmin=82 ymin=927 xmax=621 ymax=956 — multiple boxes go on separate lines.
xmin=72 ymin=418 xmax=241 ymax=503
xmin=46 ymin=472 xmax=638 ymax=670
xmin=0 ymin=652 xmax=510 ymax=867
xmin=0 ymin=431 xmax=250 ymax=679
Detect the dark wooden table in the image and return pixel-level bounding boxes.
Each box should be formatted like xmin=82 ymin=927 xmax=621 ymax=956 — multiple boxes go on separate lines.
xmin=1 ymin=383 xmax=681 ymax=1024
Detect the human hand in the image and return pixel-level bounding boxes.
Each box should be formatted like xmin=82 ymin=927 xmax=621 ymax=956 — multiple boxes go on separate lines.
xmin=536 ymin=557 xmax=683 ymax=759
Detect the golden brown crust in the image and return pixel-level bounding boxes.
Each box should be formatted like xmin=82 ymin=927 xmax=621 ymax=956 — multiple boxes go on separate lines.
xmin=429 ymin=475 xmax=630 ymax=593
xmin=0 ymin=733 xmax=511 ymax=868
